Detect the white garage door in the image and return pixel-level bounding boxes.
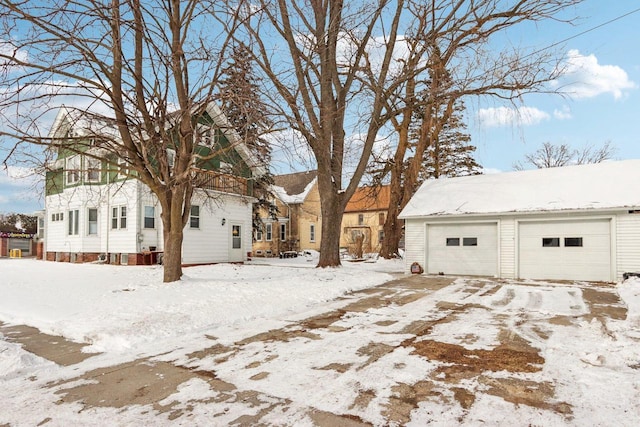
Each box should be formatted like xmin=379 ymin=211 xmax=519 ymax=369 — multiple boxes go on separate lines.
xmin=427 ymin=223 xmax=497 ymax=276
xmin=518 ymin=219 xmax=611 ymax=281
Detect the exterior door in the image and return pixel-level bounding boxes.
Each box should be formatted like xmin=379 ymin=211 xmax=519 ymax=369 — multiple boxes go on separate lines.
xmin=427 ymin=223 xmax=498 ymax=276
xmin=229 ymin=223 xmax=244 ymax=262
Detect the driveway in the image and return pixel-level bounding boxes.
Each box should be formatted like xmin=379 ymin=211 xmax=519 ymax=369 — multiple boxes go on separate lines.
xmin=2 ymin=275 xmax=638 ymax=426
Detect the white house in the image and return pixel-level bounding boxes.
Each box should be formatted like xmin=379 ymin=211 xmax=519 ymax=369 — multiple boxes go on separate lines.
xmin=43 ymin=102 xmax=263 ymax=266
xmin=399 ymin=160 xmax=640 ymax=282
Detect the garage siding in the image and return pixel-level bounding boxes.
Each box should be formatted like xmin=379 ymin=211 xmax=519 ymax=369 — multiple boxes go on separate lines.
xmin=403 ymin=219 xmax=426 ymax=272
xmin=616 ymin=214 xmax=640 ymax=280
xmin=500 ymin=218 xmax=516 ymax=279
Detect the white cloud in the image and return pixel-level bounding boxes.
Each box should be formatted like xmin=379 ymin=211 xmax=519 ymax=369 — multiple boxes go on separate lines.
xmin=478 ymin=106 xmax=550 ymax=128
xmin=553 ymin=105 xmax=572 ymax=120
xmin=556 ymin=49 xmax=636 ymax=99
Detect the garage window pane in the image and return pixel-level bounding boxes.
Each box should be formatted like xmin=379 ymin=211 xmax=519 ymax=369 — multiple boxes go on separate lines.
xmin=463 ymin=237 xmax=478 ymax=246
xmin=446 ymin=237 xmax=460 ymax=246
xmin=542 ymin=237 xmax=560 ymax=247
xmin=564 ymin=237 xmax=583 ymax=247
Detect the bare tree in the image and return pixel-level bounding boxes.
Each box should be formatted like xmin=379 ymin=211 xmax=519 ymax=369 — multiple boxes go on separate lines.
xmin=513 ymin=141 xmax=615 ymax=170
xmin=0 ymin=1 xmax=249 ymax=282
xmin=225 ymin=0 xmax=408 ymax=267
xmin=366 ymin=0 xmax=582 ymax=259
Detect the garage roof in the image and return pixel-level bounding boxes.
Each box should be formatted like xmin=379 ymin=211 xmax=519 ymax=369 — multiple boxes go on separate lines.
xmin=400 ymin=159 xmax=640 ymax=218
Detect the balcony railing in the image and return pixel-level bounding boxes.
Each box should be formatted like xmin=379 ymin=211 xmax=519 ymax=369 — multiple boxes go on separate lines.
xmin=192 ymin=169 xmax=248 ymax=196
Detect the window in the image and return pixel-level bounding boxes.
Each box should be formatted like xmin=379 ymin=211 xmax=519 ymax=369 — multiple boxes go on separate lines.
xmin=38 ymin=217 xmax=44 ymax=238
xmin=463 ymin=237 xmax=478 ymax=246
xmin=310 ymin=224 xmax=316 ymax=242
xmin=280 ymin=223 xmax=286 ymax=241
xmin=564 ymin=237 xmax=583 ymax=247
xmin=68 ymin=209 xmax=79 ymax=235
xmin=120 ymin=206 xmax=127 ymax=229
xmin=144 ymin=206 xmax=155 ymax=229
xmin=351 ymin=229 xmax=363 ymax=241
xmin=378 ymin=212 xmax=385 ymax=226
xmin=166 ymin=149 xmax=176 ymax=169
xmin=542 ymin=237 xmax=560 ymax=247
xmin=255 ymin=226 xmax=263 ymax=241
xmin=88 ymin=208 xmax=98 ymax=235
xmin=117 ymin=158 xmax=129 ymax=179
xmin=85 ymin=157 xmax=101 ymax=182
xmin=190 ymin=205 xmax=200 ymax=228
xmin=111 ymin=206 xmax=127 ymax=229
xmin=378 ymin=230 xmax=384 ymax=244
xmin=265 ymin=223 xmax=273 ymax=241
xmin=66 ymin=156 xmax=80 ymax=185
xmin=232 ymin=225 xmax=241 ymax=249
xmin=358 ymin=214 xmax=364 ymax=226
xmin=51 ymin=212 xmax=64 ymax=222
xmin=446 ymin=237 xmax=460 ymax=246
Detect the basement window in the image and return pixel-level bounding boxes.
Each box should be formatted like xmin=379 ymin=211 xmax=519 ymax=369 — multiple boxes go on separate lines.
xmin=463 ymin=237 xmax=478 ymax=246
xmin=564 ymin=237 xmax=583 ymax=247
xmin=446 ymin=237 xmax=460 ymax=246
xmin=542 ymin=238 xmax=560 ymax=247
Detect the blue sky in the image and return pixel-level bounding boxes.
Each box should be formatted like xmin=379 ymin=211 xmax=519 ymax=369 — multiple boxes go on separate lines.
xmin=1 ymin=0 xmax=639 ymax=215
xmin=470 ymin=2 xmax=640 ymax=172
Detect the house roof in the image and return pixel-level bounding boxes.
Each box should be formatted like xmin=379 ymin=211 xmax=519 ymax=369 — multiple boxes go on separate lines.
xmin=46 ymin=101 xmax=266 ymax=177
xmin=271 ymin=170 xmax=317 ymax=204
xmin=399 ymin=159 xmax=640 ymax=218
xmin=345 ymin=185 xmax=390 ymax=213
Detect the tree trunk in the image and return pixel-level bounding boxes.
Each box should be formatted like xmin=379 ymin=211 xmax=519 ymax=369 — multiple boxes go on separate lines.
xmin=316 ymin=176 xmax=345 ymax=267
xmin=163 ymin=227 xmax=184 ymax=282
xmin=379 ymin=169 xmax=405 ymax=258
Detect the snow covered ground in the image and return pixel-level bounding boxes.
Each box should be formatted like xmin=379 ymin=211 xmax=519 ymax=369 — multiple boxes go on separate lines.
xmin=1 ymin=255 xmax=640 ymax=426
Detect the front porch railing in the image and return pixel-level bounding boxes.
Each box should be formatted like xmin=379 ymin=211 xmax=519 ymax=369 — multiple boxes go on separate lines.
xmin=192 ymin=169 xmax=248 ymax=196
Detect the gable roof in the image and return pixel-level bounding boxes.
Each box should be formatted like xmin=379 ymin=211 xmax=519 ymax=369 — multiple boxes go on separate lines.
xmin=345 ymin=185 xmax=390 ymax=213
xmin=271 ymin=170 xmax=317 ymax=204
xmin=46 ymin=101 xmax=266 ymax=178
xmin=400 ymin=159 xmax=640 ymax=218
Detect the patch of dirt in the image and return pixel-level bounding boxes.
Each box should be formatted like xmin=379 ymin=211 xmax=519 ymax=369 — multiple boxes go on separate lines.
xmin=581 ymin=287 xmax=627 ymax=321
xmin=316 ymin=363 xmax=353 ymax=373
xmin=300 ymin=310 xmax=346 ymax=330
xmin=237 ymin=328 xmax=321 ymax=345
xmin=383 ymin=381 xmax=444 ymax=425
xmin=356 ymin=342 xmax=395 ymax=371
xmin=309 ymin=411 xmax=372 ymax=427
xmin=405 ymin=338 xmax=544 ymax=378
xmin=350 ymin=388 xmax=376 ymax=411
xmin=479 ymin=376 xmax=572 ymax=415
xmin=186 ymin=343 xmax=235 ymax=361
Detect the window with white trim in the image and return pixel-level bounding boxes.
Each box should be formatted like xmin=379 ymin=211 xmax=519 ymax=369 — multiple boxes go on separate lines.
xmin=310 ymin=224 xmax=316 ymax=242
xmin=66 ymin=156 xmax=81 ymax=185
xmin=190 ymin=205 xmax=200 ymax=228
xmin=68 ymin=209 xmax=79 ymax=235
xmin=144 ymin=206 xmax=155 ymax=229
xmin=87 ymin=208 xmax=98 ymax=235
xmin=280 ymin=223 xmax=286 ymax=241
xmin=232 ymin=225 xmax=242 ymax=249
xmin=111 ymin=206 xmax=127 ymax=229
xmin=85 ymin=157 xmax=101 ymax=182
xmin=265 ymin=223 xmax=273 ymax=241
xmin=358 ymin=214 xmax=364 ymax=226
xmin=255 ymin=226 xmax=263 ymax=241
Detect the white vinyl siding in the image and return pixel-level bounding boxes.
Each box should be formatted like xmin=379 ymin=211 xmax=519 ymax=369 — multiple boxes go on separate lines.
xmin=616 ymin=214 xmax=640 ymax=281
xmin=403 ymin=219 xmax=426 ymax=272
xmin=500 ymin=218 xmax=516 ymax=279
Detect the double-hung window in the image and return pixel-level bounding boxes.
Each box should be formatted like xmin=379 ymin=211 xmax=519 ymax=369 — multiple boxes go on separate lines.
xmin=190 ymin=205 xmax=200 ymax=228
xmin=111 ymin=206 xmax=127 ymax=229
xmin=68 ymin=209 xmax=79 ymax=235
xmin=87 ymin=208 xmax=98 ymax=235
xmin=265 ymin=223 xmax=273 ymax=241
xmin=85 ymin=157 xmax=101 ymax=182
xmin=144 ymin=206 xmax=155 ymax=229
xmin=66 ymin=156 xmax=81 ymax=185
xmin=280 ymin=223 xmax=287 ymax=241
xmin=310 ymin=224 xmax=316 ymax=242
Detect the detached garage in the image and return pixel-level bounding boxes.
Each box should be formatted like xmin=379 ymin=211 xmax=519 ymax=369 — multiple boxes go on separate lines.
xmin=399 ymin=160 xmax=640 ymax=282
